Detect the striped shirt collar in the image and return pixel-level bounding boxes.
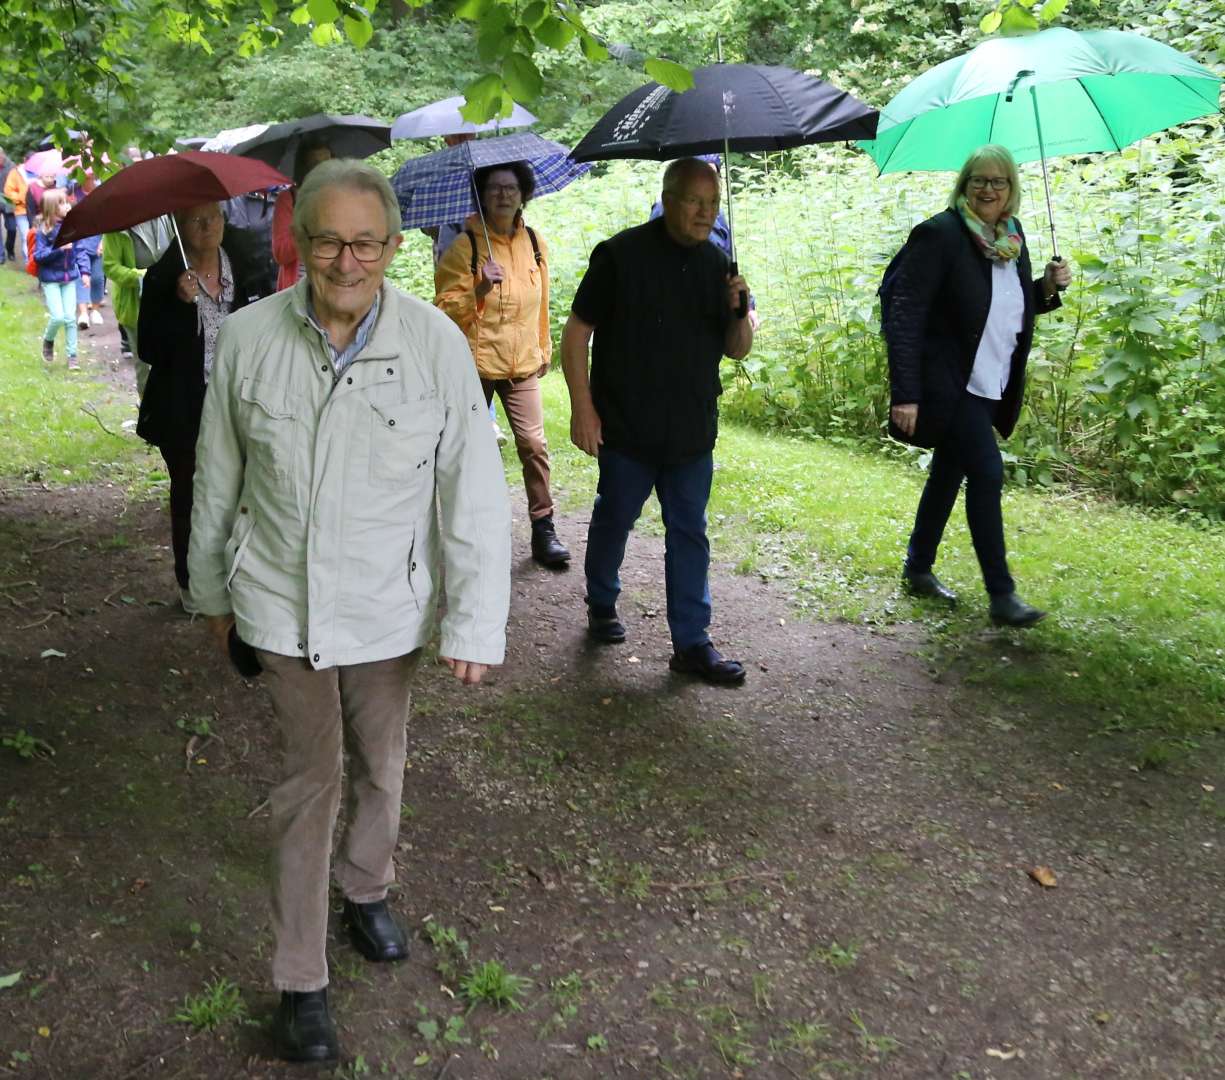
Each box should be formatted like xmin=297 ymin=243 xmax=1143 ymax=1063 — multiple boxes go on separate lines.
xmin=304 ymin=288 xmax=382 ymax=376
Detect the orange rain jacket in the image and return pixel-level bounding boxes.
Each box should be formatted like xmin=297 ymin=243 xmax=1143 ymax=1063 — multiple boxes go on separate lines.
xmin=433 ymin=213 xmax=550 ymax=381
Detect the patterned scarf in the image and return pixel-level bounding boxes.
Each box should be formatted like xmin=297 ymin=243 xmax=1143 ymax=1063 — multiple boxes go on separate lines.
xmin=956 ymin=195 xmax=1021 ymax=263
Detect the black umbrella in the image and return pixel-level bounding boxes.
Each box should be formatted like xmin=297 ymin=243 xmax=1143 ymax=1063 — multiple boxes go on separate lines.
xmin=229 ymin=113 xmax=392 ymax=176
xmin=571 ymin=62 xmax=878 ymax=313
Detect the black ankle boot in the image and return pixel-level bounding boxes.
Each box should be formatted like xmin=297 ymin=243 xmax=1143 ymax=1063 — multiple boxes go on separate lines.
xmin=530 ymin=515 xmax=570 ymax=568
xmin=271 ymin=988 xmax=338 ymax=1063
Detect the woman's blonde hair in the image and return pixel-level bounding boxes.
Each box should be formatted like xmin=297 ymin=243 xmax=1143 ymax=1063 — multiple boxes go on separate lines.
xmin=39 ymin=187 xmax=70 ymax=232
xmin=947 ymin=144 xmax=1022 ymax=218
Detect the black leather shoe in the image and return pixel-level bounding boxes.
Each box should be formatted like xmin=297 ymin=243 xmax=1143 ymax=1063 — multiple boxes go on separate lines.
xmin=902 ymin=568 xmax=957 ymax=606
xmin=530 ymin=515 xmax=570 ymax=568
xmin=989 ymin=592 xmax=1048 ymax=628
xmin=342 ymin=899 xmax=408 ymax=963
xmin=587 ymin=602 xmax=626 ymax=643
xmin=669 ymin=642 xmax=746 ymax=685
xmin=271 ymin=988 xmax=338 ymax=1063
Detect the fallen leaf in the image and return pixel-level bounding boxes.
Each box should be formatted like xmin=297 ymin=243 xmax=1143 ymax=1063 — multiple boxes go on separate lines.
xmin=1093 ymin=1011 xmax=1111 ymax=1025
xmin=37 ymin=1026 xmax=50 ymax=1037
xmin=488 ymin=905 xmax=505 ymax=912
xmin=1050 ymin=782 xmax=1065 ymax=791
xmin=413 ymin=1052 xmax=431 ymax=1066
xmin=600 ymin=698 xmax=611 ymax=706
xmin=986 ymin=1046 xmax=1019 ymax=1060
xmin=129 ymin=879 xmax=149 ymax=895
xmin=627 ymin=655 xmax=640 ymax=664
xmin=439 ymin=984 xmax=454 ymax=999
xmin=1028 ymin=866 xmax=1058 ymax=888
xmin=1203 ymin=784 xmax=1216 ymax=793
xmin=0 ymin=971 xmax=21 ymax=990
xmin=40 ymin=648 xmax=67 ymax=660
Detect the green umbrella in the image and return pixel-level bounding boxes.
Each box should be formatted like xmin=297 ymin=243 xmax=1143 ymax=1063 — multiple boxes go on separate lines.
xmin=859 ymin=26 xmax=1221 ymax=253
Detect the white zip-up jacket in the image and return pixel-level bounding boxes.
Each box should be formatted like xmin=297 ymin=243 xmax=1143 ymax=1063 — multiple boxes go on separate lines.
xmin=187 ymin=279 xmax=511 ymax=670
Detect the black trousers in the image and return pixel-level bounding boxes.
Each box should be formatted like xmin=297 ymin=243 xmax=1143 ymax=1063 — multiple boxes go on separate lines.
xmin=159 ymin=446 xmax=196 ymax=590
xmin=906 ymin=392 xmax=1014 ymax=597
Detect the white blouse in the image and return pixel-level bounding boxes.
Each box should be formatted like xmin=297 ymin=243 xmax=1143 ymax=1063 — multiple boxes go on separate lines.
xmin=967 ymin=260 xmax=1024 ymax=401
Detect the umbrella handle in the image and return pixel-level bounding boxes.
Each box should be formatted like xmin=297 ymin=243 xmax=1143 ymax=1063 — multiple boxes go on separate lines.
xmin=730 ymin=259 xmax=748 ymax=320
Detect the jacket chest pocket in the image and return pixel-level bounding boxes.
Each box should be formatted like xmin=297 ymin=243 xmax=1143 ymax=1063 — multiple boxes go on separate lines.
xmin=369 ymin=399 xmax=443 ymax=489
xmin=240 ymin=378 xmax=298 ymax=482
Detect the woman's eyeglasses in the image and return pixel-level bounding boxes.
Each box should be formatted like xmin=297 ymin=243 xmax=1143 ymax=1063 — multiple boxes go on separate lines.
xmin=968 ymin=176 xmax=1010 ymax=191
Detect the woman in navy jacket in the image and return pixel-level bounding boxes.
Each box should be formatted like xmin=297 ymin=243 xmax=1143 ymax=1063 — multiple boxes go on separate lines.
xmin=885 ymin=144 xmax=1070 ymax=627
xmin=34 ymin=188 xmax=92 ymax=369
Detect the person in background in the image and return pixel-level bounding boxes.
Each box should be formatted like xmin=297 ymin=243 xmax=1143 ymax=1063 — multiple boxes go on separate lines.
xmin=33 ymin=187 xmax=90 ymax=370
xmin=136 ymin=203 xmax=263 ymax=612
xmin=562 ymin=158 xmax=753 ymax=684
xmin=434 ymin=160 xmax=570 ymax=569
xmin=103 ymin=228 xmax=147 ymax=391
xmin=223 ymin=188 xmax=279 ymax=297
xmin=27 ymin=171 xmax=57 ymax=222
xmin=421 ymin=132 xmax=507 ymax=447
xmin=3 ymin=154 xmax=29 ymax=265
xmin=271 ymin=135 xmax=333 ymax=291
xmin=188 ymin=159 xmax=510 ymax=1064
xmin=885 ymin=143 xmax=1070 ymax=627
xmin=0 ymin=148 xmax=16 ymax=264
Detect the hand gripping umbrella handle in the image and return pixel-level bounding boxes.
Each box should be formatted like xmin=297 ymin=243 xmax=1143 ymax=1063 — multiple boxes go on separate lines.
xmin=730 ymin=260 xmax=748 ymax=320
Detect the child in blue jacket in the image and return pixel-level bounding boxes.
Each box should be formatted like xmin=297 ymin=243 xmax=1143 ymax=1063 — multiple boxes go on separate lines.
xmin=34 ymin=187 xmax=92 ymax=368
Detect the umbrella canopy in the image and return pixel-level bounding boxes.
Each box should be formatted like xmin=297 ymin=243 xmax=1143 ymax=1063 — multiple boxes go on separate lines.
xmin=57 ymin=151 xmax=290 ymax=243
xmin=570 ymin=63 xmax=878 ymax=161
xmin=391 ymin=95 xmax=537 ymax=140
xmin=24 ymin=148 xmax=75 ymax=178
xmin=229 ymin=114 xmax=392 ymax=177
xmin=861 ymin=27 xmax=1222 ymax=173
xmin=391 ymin=132 xmax=590 ymax=230
xmin=200 ymin=124 xmax=270 ymax=154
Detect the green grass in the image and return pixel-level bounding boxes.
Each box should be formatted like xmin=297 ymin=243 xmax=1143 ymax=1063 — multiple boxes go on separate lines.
xmin=0 ymin=269 xmax=152 ymax=484
xmin=532 ymin=373 xmax=1225 ymax=739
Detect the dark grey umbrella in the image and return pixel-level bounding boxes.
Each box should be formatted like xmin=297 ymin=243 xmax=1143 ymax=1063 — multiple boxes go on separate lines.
xmin=230 ymin=113 xmax=392 ymax=176
xmin=571 ymin=62 xmax=878 ymax=313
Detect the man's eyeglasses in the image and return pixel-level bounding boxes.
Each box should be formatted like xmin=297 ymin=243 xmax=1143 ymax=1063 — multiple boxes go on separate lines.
xmin=182 ymin=214 xmax=224 ymax=228
xmin=485 ymin=184 xmax=521 ymax=197
xmin=669 ymin=194 xmax=720 ymax=214
xmin=968 ymin=176 xmax=1010 ymax=191
xmin=307 ymin=235 xmax=391 ymax=262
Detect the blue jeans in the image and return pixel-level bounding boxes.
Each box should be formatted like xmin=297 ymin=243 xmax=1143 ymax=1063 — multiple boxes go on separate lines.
xmin=76 ymin=253 xmax=104 ymax=305
xmin=41 ymin=281 xmax=79 ymax=358
xmin=906 ymin=392 xmax=1014 ymax=596
xmin=584 ymin=447 xmax=713 ymax=650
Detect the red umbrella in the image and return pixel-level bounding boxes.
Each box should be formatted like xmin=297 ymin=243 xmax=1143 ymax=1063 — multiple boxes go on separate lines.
xmin=57 ymin=151 xmax=290 ymax=244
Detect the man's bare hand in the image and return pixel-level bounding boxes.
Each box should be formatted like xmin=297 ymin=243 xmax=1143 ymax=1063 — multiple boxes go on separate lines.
xmin=891 ymin=403 xmax=918 ymax=437
xmin=441 ymin=657 xmax=489 ymax=685
xmin=726 ymin=273 xmax=750 ymax=313
xmin=206 ymin=613 xmax=235 ymax=656
xmin=570 ymin=403 xmax=603 ymax=457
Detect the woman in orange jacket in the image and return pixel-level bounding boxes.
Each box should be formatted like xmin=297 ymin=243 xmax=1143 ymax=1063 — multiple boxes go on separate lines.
xmin=434 ymin=160 xmax=569 ymax=568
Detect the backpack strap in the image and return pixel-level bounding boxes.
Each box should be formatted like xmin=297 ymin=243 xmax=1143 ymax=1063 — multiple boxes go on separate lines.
xmin=525 ymin=224 xmax=543 ymax=267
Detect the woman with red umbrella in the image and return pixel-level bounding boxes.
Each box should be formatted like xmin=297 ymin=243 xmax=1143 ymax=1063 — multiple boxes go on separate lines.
xmin=135 ymin=203 xmax=265 ymax=612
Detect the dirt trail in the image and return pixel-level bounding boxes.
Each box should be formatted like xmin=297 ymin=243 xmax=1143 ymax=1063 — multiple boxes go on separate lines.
xmin=0 ymin=326 xmax=1222 ymax=1079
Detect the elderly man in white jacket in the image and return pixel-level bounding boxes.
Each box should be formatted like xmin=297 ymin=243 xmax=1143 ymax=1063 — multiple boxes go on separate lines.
xmin=187 ymin=159 xmax=511 ymax=1064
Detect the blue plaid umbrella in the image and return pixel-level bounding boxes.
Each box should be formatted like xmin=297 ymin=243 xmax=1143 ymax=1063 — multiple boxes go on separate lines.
xmin=391 ymin=133 xmax=590 ymax=231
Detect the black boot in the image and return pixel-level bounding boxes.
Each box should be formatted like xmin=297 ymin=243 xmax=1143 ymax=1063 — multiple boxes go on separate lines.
xmin=271 ymin=988 xmax=339 ymax=1063
xmin=530 ymin=515 xmax=570 ymax=568
xmin=342 ymin=898 xmax=409 ymax=962
xmin=902 ymin=567 xmax=957 ymax=606
xmin=989 ymin=592 xmax=1047 ymax=628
